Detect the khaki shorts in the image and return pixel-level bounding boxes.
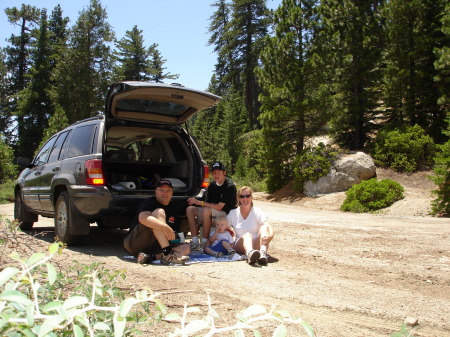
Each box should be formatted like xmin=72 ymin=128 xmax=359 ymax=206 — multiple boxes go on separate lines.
xmin=123 ymin=223 xmax=160 ymax=257
xmin=196 ymin=207 xmax=226 ymax=225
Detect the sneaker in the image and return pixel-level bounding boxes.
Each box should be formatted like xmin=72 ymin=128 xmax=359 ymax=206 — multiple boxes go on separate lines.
xmin=161 ymin=251 xmax=190 ymax=265
xmin=137 ymin=252 xmax=153 ymax=264
xmin=258 ymin=251 xmax=268 ymax=265
xmin=247 ymin=250 xmax=260 ymax=264
xmin=190 ymin=241 xmax=205 ymax=252
xmin=215 ymin=252 xmax=224 ymax=258
xmin=227 ymin=248 xmax=236 ymax=257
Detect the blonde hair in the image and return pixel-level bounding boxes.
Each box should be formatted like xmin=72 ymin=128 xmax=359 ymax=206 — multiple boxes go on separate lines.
xmin=237 ymin=186 xmax=253 ymax=207
xmin=215 ymin=216 xmax=230 ymax=228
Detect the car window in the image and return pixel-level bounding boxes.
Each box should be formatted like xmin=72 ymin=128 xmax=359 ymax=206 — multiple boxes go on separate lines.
xmin=34 ymin=136 xmax=57 ymax=166
xmin=48 ymin=131 xmax=70 ymax=163
xmin=67 ymin=124 xmax=97 ymax=158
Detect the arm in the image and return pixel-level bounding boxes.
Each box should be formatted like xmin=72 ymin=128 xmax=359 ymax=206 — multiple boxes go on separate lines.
xmin=259 ymin=221 xmax=274 ymax=246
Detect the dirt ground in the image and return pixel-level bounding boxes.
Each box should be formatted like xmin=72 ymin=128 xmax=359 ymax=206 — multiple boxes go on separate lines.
xmin=0 ymin=168 xmax=449 ymax=337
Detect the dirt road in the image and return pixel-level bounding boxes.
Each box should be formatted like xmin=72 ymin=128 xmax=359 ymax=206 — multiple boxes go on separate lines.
xmin=0 ymin=197 xmax=448 ymax=337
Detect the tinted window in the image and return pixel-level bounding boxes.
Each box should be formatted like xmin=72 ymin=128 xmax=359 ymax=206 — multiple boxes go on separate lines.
xmin=48 ymin=131 xmax=70 ymax=163
xmin=34 ymin=137 xmax=57 ymax=166
xmin=67 ymin=124 xmax=97 ymax=158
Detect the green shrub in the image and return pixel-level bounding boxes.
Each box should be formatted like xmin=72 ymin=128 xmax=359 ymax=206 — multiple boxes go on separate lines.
xmin=293 ymin=143 xmax=340 ymax=192
xmin=341 ymin=178 xmax=404 ymax=213
xmin=0 ymin=139 xmax=17 ymax=184
xmin=430 ymin=132 xmax=450 ymax=216
xmin=373 ymin=125 xmax=436 ymax=172
xmin=0 ymin=180 xmax=15 ymax=204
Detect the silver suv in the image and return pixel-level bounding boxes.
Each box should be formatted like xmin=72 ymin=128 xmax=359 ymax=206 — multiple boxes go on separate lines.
xmin=15 ymin=82 xmax=220 ymax=245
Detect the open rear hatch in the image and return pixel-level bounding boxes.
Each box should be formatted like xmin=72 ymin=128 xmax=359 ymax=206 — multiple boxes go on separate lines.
xmin=106 ymin=82 xmax=221 ymax=124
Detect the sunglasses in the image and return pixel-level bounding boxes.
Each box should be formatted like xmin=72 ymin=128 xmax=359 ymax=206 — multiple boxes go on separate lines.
xmin=239 ymin=194 xmax=252 ymax=199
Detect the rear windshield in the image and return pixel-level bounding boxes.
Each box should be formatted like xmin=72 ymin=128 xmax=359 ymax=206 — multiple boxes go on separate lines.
xmin=116 ymin=99 xmax=190 ymax=117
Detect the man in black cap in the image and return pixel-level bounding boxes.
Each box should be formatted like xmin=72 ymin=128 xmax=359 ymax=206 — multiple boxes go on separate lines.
xmin=186 ymin=161 xmax=237 ymax=251
xmin=123 ymin=179 xmax=190 ymax=265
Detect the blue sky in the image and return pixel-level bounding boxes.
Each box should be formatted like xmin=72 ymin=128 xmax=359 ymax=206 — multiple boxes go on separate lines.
xmin=1 ymin=0 xmax=282 ymax=91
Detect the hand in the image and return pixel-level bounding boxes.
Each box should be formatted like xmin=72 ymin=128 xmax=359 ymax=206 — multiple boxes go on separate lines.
xmin=163 ymin=225 xmax=175 ymax=241
xmin=187 ymin=198 xmax=199 ymax=206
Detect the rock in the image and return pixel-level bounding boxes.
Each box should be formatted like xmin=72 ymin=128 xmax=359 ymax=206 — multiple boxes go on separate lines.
xmin=404 ymin=317 xmax=419 ymax=327
xmin=303 ymin=152 xmax=376 ymax=197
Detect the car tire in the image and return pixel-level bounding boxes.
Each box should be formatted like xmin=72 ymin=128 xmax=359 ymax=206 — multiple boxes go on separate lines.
xmin=55 ymin=191 xmax=85 ymax=245
xmin=14 ymin=192 xmax=37 ymax=230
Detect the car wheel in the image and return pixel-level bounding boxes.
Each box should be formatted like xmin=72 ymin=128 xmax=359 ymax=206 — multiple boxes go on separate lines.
xmin=55 ymin=191 xmax=84 ymax=245
xmin=14 ymin=192 xmax=37 ymax=230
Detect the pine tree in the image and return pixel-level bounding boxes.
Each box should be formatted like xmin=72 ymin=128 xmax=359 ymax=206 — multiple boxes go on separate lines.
xmin=148 ymin=44 xmax=179 ymax=83
xmin=4 ymin=5 xmax=40 ymax=148
xmin=16 ymin=9 xmax=54 ymax=158
xmin=113 ymin=25 xmax=152 ymax=81
xmin=383 ymin=0 xmax=447 ymax=141
xmin=226 ymin=0 xmax=270 ymax=128
xmin=320 ymin=0 xmax=384 ymax=150
xmin=258 ymin=0 xmax=323 ymax=192
xmin=52 ymin=0 xmax=114 ymax=123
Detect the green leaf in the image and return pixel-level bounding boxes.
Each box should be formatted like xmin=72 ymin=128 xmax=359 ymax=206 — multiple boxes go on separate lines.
xmin=163 ymin=313 xmax=180 ymax=321
xmin=0 ymin=267 xmax=19 ymax=287
xmin=118 ymin=298 xmax=135 ymax=317
xmin=113 ymin=314 xmax=126 ymax=337
xmin=63 ymin=296 xmax=89 ymax=310
xmin=253 ymin=330 xmax=262 ymax=337
xmin=0 ymin=290 xmax=33 ymax=307
xmin=242 ymin=304 xmax=267 ymax=318
xmin=234 ymin=329 xmax=245 ymax=337
xmin=154 ymin=298 xmax=167 ymax=315
xmin=93 ymin=322 xmax=111 ymax=331
xmin=301 ymin=321 xmax=315 ymax=337
xmin=73 ymin=324 xmax=84 ymax=337
xmin=38 ymin=316 xmax=64 ymax=337
xmin=46 ymin=263 xmax=57 ymax=285
xmin=48 ymin=242 xmax=60 ymax=255
xmin=26 ymin=302 xmax=34 ymax=327
xmin=74 ymin=315 xmax=90 ymax=328
xmin=41 ymin=301 xmax=63 ymax=313
xmin=27 ymin=253 xmax=45 ymax=266
xmin=184 ymin=319 xmax=210 ymax=335
xmin=272 ymin=324 xmax=287 ymax=337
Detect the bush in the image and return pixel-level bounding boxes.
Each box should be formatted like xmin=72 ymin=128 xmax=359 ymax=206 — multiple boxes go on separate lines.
xmin=0 ymin=180 xmax=15 ymax=204
xmin=293 ymin=143 xmax=340 ymax=192
xmin=373 ymin=125 xmax=436 ymax=172
xmin=0 ymin=140 xmax=17 ymax=184
xmin=341 ymin=178 xmax=404 ymax=213
xmin=430 ymin=133 xmax=450 ymax=216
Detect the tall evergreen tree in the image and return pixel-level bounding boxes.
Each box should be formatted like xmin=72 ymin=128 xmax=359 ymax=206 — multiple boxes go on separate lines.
xmin=258 ymin=0 xmax=322 ymax=192
xmin=320 ymin=0 xmax=384 ymax=150
xmin=113 ymin=25 xmax=152 ymax=81
xmin=383 ymin=0 xmax=446 ymax=141
xmin=226 ymin=0 xmax=270 ymax=128
xmin=4 ymin=5 xmax=40 ymax=147
xmin=148 ymin=44 xmax=179 ymax=83
xmin=16 ymin=9 xmax=54 ymax=158
xmin=0 ymin=49 xmax=12 ymax=143
xmin=208 ymin=0 xmax=235 ymax=94
xmin=52 ymin=0 xmax=114 ymax=123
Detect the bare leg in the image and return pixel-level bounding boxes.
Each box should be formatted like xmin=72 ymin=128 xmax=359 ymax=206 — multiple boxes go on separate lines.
xmin=201 ymin=207 xmax=212 ymax=240
xmin=186 ymin=206 xmax=199 ymax=237
xmin=204 ymin=247 xmax=215 ymax=256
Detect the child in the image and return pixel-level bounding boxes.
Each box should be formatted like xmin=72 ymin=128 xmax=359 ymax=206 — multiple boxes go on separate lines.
xmin=204 ymin=216 xmax=235 ymax=258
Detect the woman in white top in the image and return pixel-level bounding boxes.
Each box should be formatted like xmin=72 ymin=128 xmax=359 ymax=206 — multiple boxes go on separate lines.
xmin=227 ymin=186 xmax=274 ymax=265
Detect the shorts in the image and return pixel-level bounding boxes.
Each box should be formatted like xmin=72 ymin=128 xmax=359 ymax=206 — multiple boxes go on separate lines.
xmin=209 ymin=240 xmax=229 ymax=254
xmin=196 ymin=207 xmax=226 ymax=225
xmin=123 ymin=223 xmax=160 ymax=257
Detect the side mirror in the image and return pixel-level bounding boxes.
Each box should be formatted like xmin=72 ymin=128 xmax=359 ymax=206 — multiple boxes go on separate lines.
xmin=17 ymin=157 xmax=32 ymax=168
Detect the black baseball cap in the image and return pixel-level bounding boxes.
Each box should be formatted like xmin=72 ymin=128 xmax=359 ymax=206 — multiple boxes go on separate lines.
xmin=211 ymin=161 xmax=225 ymax=171
xmin=156 ymin=179 xmax=173 ymax=188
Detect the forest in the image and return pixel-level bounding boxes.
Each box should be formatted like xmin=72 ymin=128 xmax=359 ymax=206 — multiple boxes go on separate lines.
xmin=0 ymin=0 xmax=449 ymax=212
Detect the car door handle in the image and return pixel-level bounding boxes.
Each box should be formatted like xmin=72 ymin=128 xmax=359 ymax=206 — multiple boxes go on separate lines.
xmin=52 ymin=167 xmax=60 ymax=172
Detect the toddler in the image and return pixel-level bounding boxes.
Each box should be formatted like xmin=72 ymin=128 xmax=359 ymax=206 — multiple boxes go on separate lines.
xmin=204 ymin=216 xmax=235 ymax=258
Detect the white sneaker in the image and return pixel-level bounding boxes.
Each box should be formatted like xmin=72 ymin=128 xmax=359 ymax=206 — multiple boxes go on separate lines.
xmin=258 ymin=250 xmax=268 ymax=265
xmin=189 ymin=241 xmax=205 ymax=252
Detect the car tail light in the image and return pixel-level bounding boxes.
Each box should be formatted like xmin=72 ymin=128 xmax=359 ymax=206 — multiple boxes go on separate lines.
xmin=85 ymin=159 xmax=104 ymax=185
xmin=202 ymin=165 xmax=209 ymax=188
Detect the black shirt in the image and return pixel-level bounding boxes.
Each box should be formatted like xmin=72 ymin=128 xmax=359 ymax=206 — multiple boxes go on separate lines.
xmin=136 ymin=197 xmax=181 ymax=232
xmin=205 ymin=177 xmax=237 ymax=214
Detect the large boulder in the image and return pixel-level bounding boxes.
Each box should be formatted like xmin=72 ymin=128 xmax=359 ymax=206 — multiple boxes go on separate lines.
xmin=303 ymin=152 xmax=376 ymax=197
